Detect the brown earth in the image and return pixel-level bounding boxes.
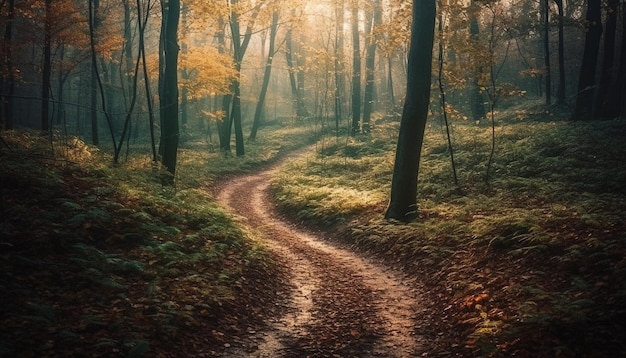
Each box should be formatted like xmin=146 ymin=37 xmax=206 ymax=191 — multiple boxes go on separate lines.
xmin=215 ymin=168 xmax=436 ymax=357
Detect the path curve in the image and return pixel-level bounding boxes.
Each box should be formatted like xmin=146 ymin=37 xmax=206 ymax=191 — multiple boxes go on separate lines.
xmin=216 ymin=162 xmax=423 ymax=357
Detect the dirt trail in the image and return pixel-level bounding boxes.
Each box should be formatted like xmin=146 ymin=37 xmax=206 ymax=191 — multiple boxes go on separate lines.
xmin=217 ymin=165 xmax=424 ymax=357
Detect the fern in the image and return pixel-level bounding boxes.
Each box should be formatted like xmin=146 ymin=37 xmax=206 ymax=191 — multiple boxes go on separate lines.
xmin=127 ymin=340 xmax=150 ymax=358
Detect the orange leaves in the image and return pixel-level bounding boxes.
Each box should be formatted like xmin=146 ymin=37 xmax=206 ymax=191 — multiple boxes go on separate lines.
xmin=462 ymin=292 xmax=491 ymax=310
xmin=179 ymin=47 xmax=237 ymax=98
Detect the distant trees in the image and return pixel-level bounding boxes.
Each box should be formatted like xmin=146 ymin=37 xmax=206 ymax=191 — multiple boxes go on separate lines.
xmin=2 ymin=0 xmax=625 ymax=185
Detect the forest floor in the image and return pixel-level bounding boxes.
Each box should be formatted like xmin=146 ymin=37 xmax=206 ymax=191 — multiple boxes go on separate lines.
xmin=1 ymin=111 xmax=625 ymax=357
xmin=214 ymin=166 xmax=427 ymax=357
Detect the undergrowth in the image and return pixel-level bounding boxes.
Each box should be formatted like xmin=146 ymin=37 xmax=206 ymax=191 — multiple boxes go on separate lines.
xmin=271 ymin=105 xmax=626 ymax=356
xmin=0 ymin=120 xmax=312 ymax=357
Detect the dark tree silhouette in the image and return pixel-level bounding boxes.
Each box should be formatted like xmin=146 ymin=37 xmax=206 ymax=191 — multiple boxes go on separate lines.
xmin=571 ymin=0 xmax=602 ymax=121
xmin=385 ymin=0 xmax=436 ymax=222
xmin=160 ymin=0 xmax=180 ymax=178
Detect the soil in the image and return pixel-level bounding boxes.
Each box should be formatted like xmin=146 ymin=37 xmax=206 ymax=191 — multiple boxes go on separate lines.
xmin=216 ymin=168 xmax=431 ymax=357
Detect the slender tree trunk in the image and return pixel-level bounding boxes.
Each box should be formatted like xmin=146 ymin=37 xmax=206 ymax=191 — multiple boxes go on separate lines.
xmin=468 ymin=1 xmax=485 ymax=121
xmin=362 ymin=0 xmax=382 ymax=133
xmin=350 ymin=3 xmax=361 ymax=135
xmin=387 ymin=55 xmax=395 ymax=106
xmin=137 ymin=0 xmax=157 ymax=161
xmin=215 ymin=17 xmax=231 ymax=153
xmin=285 ymin=12 xmax=308 ymax=118
xmin=437 ymin=13 xmax=458 ymax=186
xmin=229 ymin=0 xmax=244 ymax=156
xmin=385 ymin=0 xmax=436 ymax=222
xmin=595 ymin=0 xmax=619 ymax=118
xmin=554 ymin=0 xmax=566 ymax=104
xmin=617 ymin=2 xmax=626 ymax=118
xmin=334 ymin=0 xmax=345 ymax=134
xmin=89 ymin=0 xmax=100 ymax=144
xmin=179 ymin=5 xmax=189 ymax=143
xmin=541 ymin=0 xmax=551 ymax=105
xmin=158 ymin=0 xmax=167 ymax=157
xmin=1 ymin=0 xmax=15 ymax=130
xmin=160 ymin=0 xmax=180 ymax=178
xmin=42 ymin=0 xmax=52 ymax=132
xmin=89 ymin=0 xmax=116 ymax=152
xmin=250 ymin=11 xmax=278 ymax=141
xmin=571 ymin=0 xmax=602 ymax=120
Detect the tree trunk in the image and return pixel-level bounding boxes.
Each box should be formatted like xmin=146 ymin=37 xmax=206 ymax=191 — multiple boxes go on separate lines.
xmin=350 ymin=4 xmax=361 ymax=135
xmin=362 ymin=0 xmax=382 ymax=133
xmin=42 ymin=0 xmax=52 ymax=132
xmin=571 ymin=0 xmax=602 ymax=121
xmin=541 ymin=0 xmax=551 ymax=105
xmin=229 ymin=0 xmax=245 ymax=157
xmin=468 ymin=1 xmax=485 ymax=121
xmin=137 ymin=0 xmax=157 ymax=161
xmin=617 ymin=2 xmax=626 ymax=119
xmin=554 ymin=0 xmax=566 ymax=104
xmin=1 ymin=0 xmax=15 ymax=130
xmin=215 ymin=17 xmax=231 ymax=153
xmin=594 ymin=0 xmax=619 ymax=118
xmin=250 ymin=11 xmax=279 ymax=141
xmin=285 ymin=13 xmax=308 ymax=118
xmin=334 ymin=0 xmax=345 ymax=134
xmin=160 ymin=0 xmax=180 ymax=178
xmin=385 ymin=0 xmax=436 ymax=222
xmin=387 ymin=55 xmax=395 ymax=106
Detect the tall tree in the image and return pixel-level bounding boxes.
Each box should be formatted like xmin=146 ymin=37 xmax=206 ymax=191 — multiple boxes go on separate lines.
xmin=0 ymin=0 xmax=15 ymax=130
xmin=541 ymin=0 xmax=551 ymax=105
xmin=285 ymin=8 xmax=308 ymax=118
xmin=468 ymin=0 xmax=485 ymax=121
xmin=594 ymin=0 xmax=619 ymax=118
xmin=228 ymin=0 xmax=245 ymax=156
xmin=362 ymin=0 xmax=382 ymax=133
xmin=554 ymin=0 xmax=566 ymax=104
xmin=350 ymin=2 xmax=361 ymax=135
xmin=334 ymin=0 xmax=346 ymax=134
xmin=385 ymin=0 xmax=436 ymax=222
xmin=160 ymin=0 xmax=180 ymax=178
xmin=41 ymin=0 xmax=52 ymax=132
xmin=249 ymin=10 xmax=279 ymax=141
xmin=571 ymin=0 xmax=602 ymax=120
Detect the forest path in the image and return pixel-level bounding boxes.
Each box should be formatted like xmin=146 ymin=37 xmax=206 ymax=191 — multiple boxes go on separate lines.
xmin=216 ymin=161 xmax=425 ymax=357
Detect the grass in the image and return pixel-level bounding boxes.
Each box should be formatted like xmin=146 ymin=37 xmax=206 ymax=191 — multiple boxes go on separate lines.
xmin=271 ymin=102 xmax=626 ymax=356
xmin=0 ymin=120 xmax=314 ymax=357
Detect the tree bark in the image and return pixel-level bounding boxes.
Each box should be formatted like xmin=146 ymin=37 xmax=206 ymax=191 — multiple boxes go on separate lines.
xmin=571 ymin=0 xmax=602 ymax=121
xmin=334 ymin=0 xmax=345 ymax=134
xmin=161 ymin=0 xmax=180 ymax=178
xmin=285 ymin=12 xmax=308 ymax=119
xmin=1 ymin=0 xmax=15 ymax=130
xmin=385 ymin=0 xmax=436 ymax=222
xmin=541 ymin=0 xmax=551 ymax=105
xmin=362 ymin=0 xmax=382 ymax=133
xmin=468 ymin=1 xmax=485 ymax=121
xmin=249 ymin=11 xmax=279 ymax=141
xmin=42 ymin=0 xmax=52 ymax=132
xmin=554 ymin=0 xmax=566 ymax=104
xmin=350 ymin=4 xmax=361 ymax=135
xmin=229 ymin=0 xmax=244 ymax=156
xmin=594 ymin=0 xmax=619 ymax=118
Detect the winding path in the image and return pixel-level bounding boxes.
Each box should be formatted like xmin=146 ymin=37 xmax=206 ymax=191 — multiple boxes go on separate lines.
xmin=216 ymin=162 xmax=424 ymax=357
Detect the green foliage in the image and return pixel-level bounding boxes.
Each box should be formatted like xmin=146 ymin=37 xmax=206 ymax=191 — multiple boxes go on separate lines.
xmin=272 ymin=105 xmax=626 ymax=356
xmin=0 ymin=126 xmax=298 ymax=356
